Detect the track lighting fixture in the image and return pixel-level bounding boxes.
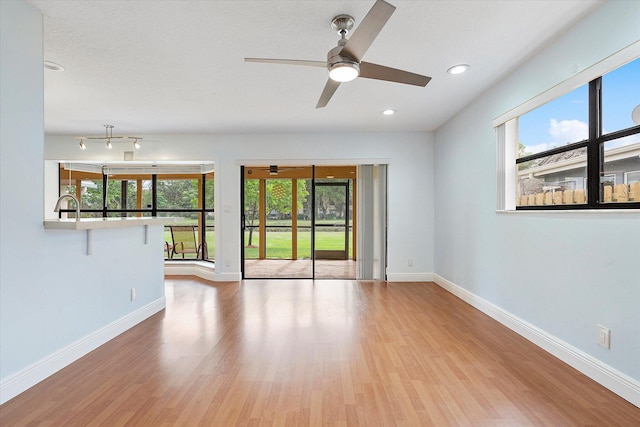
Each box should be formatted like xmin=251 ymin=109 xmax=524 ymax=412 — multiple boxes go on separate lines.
xmin=75 ymin=124 xmax=143 ymax=150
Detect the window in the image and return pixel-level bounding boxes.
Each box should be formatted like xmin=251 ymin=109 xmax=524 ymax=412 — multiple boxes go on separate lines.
xmin=58 ymin=165 xmax=215 ymax=261
xmin=515 ymin=58 xmax=640 ymax=209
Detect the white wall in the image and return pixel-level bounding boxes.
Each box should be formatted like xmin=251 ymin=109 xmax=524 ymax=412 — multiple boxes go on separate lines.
xmin=0 ymin=1 xmax=165 ymax=404
xmin=45 ymin=131 xmax=436 ymax=282
xmin=434 ymin=0 xmax=640 ymax=400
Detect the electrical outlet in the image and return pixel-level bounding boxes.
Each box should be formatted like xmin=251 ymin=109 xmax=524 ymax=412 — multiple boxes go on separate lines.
xmin=130 ymin=288 xmax=136 ymax=302
xmin=597 ymin=324 xmax=610 ymax=349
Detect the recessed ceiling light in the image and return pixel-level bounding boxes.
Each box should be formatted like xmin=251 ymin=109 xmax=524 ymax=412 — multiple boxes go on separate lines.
xmin=381 ymin=109 xmax=396 ymax=116
xmin=44 ymin=60 xmax=65 ymax=71
xmin=447 ymin=64 xmax=470 ymax=75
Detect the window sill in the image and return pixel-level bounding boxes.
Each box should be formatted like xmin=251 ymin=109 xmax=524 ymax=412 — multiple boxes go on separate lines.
xmin=497 ymin=209 xmax=639 ymax=214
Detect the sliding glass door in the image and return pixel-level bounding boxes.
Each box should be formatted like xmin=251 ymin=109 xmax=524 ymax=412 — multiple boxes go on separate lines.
xmin=242 ymin=165 xmax=356 ymax=279
xmin=313 ymin=181 xmax=354 ymax=279
xmin=242 ymin=167 xmax=314 ymax=278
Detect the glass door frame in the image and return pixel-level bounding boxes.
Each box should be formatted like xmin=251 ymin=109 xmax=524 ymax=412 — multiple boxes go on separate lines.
xmin=241 ymin=165 xmax=356 ymax=279
xmin=312 ymin=181 xmax=350 ymax=264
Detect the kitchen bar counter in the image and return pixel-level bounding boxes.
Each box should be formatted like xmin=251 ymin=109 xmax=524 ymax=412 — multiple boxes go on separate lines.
xmin=44 ymin=217 xmax=177 ymax=255
xmin=44 ymin=216 xmax=174 ymax=230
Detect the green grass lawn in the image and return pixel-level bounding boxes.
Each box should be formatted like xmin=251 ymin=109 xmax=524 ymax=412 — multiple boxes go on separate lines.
xmin=164 ymin=227 xmax=352 ymax=260
xmin=244 ymin=230 xmax=352 ymax=259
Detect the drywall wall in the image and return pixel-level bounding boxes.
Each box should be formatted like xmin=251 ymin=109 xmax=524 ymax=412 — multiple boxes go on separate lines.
xmin=434 ymin=0 xmax=639 ymax=387
xmin=44 ymin=131 xmax=436 ymax=282
xmin=0 ymin=1 xmax=165 ymax=403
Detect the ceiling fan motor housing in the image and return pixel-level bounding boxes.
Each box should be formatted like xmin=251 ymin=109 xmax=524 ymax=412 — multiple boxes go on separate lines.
xmin=328 ymin=45 xmax=358 ymax=68
xmin=331 ymin=14 xmax=355 ymax=35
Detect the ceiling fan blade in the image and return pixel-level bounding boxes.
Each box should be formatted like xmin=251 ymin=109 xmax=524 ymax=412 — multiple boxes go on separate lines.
xmin=340 ymin=0 xmax=395 ymax=62
xmin=359 ymin=62 xmax=431 ymax=87
xmin=244 ymin=58 xmax=326 ymax=68
xmin=316 ymin=79 xmax=341 ymax=108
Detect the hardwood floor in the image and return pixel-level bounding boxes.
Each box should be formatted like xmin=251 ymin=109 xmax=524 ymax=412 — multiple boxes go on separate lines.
xmin=1 ymin=278 xmax=638 ymax=426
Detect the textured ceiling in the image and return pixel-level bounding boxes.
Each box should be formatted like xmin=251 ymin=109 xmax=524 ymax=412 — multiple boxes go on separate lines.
xmin=28 ymin=0 xmax=602 ymax=135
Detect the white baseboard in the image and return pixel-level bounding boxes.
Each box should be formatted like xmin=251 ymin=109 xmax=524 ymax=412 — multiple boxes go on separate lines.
xmin=386 ymin=272 xmax=433 ymax=282
xmin=433 ymin=274 xmax=640 ymax=408
xmin=0 ymin=297 xmax=166 ymax=405
xmin=165 ymin=261 xmax=216 ymax=281
xmin=164 ymin=261 xmax=241 ymax=282
xmin=212 ymin=272 xmax=242 ymax=281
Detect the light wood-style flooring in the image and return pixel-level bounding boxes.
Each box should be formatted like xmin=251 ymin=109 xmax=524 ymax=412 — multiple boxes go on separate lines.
xmin=1 ymin=278 xmax=638 ymax=426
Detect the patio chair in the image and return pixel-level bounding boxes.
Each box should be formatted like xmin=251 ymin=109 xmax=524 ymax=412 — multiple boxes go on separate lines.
xmin=169 ymin=225 xmax=207 ymax=259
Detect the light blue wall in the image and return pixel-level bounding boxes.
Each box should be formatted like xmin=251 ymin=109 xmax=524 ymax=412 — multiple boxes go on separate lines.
xmin=44 ymin=131 xmax=436 ymax=282
xmin=434 ymin=0 xmax=640 ymax=380
xmin=0 ymin=1 xmax=165 ymax=403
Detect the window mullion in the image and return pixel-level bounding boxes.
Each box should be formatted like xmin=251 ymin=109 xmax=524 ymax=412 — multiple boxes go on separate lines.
xmin=587 ymin=78 xmax=601 ymax=207
xmin=151 ymin=174 xmax=157 ymax=216
xmin=102 ymin=174 xmax=108 ymax=217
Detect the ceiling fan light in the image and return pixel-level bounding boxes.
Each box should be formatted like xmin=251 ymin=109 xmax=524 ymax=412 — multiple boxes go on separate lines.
xmin=329 ymin=62 xmax=359 ymax=82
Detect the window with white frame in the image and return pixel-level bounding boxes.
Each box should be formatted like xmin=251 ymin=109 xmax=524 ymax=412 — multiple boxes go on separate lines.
xmin=497 ymin=55 xmax=640 ymax=210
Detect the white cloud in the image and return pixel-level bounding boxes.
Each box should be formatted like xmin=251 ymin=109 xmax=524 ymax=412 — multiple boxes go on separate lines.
xmin=549 ymin=119 xmax=588 ymax=145
xmin=521 ymin=118 xmax=590 ymax=155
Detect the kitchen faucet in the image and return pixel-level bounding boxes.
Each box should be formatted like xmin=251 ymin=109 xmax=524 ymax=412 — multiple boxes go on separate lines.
xmin=53 ymin=194 xmax=81 ymax=219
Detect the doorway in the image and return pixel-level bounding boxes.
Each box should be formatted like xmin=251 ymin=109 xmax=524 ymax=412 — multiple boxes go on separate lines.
xmin=313 ymin=181 xmax=355 ymax=279
xmin=241 ymin=165 xmax=356 ymax=279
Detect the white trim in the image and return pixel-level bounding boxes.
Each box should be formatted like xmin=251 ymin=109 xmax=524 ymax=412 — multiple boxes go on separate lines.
xmin=164 ymin=261 xmax=215 ymax=281
xmin=213 ymin=272 xmax=242 ymax=282
xmin=496 ymin=209 xmax=640 ymax=215
xmin=236 ymin=158 xmax=390 ymax=167
xmin=493 ymin=41 xmax=640 ymax=127
xmin=386 ymin=272 xmax=433 ymax=282
xmin=0 ymin=297 xmax=166 ymax=405
xmin=164 ymin=261 xmax=240 ymax=282
xmin=496 ymin=125 xmax=506 ymax=211
xmin=433 ymin=274 xmax=640 ymax=407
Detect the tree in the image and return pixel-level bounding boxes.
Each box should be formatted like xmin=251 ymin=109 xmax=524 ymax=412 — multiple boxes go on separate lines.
xmin=81 ymin=180 xmax=104 ymax=209
xmin=204 ymin=178 xmax=214 ymax=209
xmin=243 ymin=179 xmax=310 ymax=246
xmin=244 ymin=180 xmax=259 ymax=246
xmin=518 ymin=141 xmax=535 ymax=171
xmin=315 ymin=184 xmax=348 ymax=220
xmin=156 ymin=179 xmax=199 ymax=209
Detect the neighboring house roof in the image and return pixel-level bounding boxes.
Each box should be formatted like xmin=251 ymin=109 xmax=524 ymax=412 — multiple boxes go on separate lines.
xmin=519 ymin=142 xmax=640 ymax=178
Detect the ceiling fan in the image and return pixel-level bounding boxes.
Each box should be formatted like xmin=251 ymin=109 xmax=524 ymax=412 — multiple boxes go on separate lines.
xmin=245 ymin=0 xmax=431 ymax=108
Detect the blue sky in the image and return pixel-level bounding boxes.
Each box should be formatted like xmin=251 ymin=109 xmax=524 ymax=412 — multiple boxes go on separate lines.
xmin=519 ymin=58 xmax=639 ymax=155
